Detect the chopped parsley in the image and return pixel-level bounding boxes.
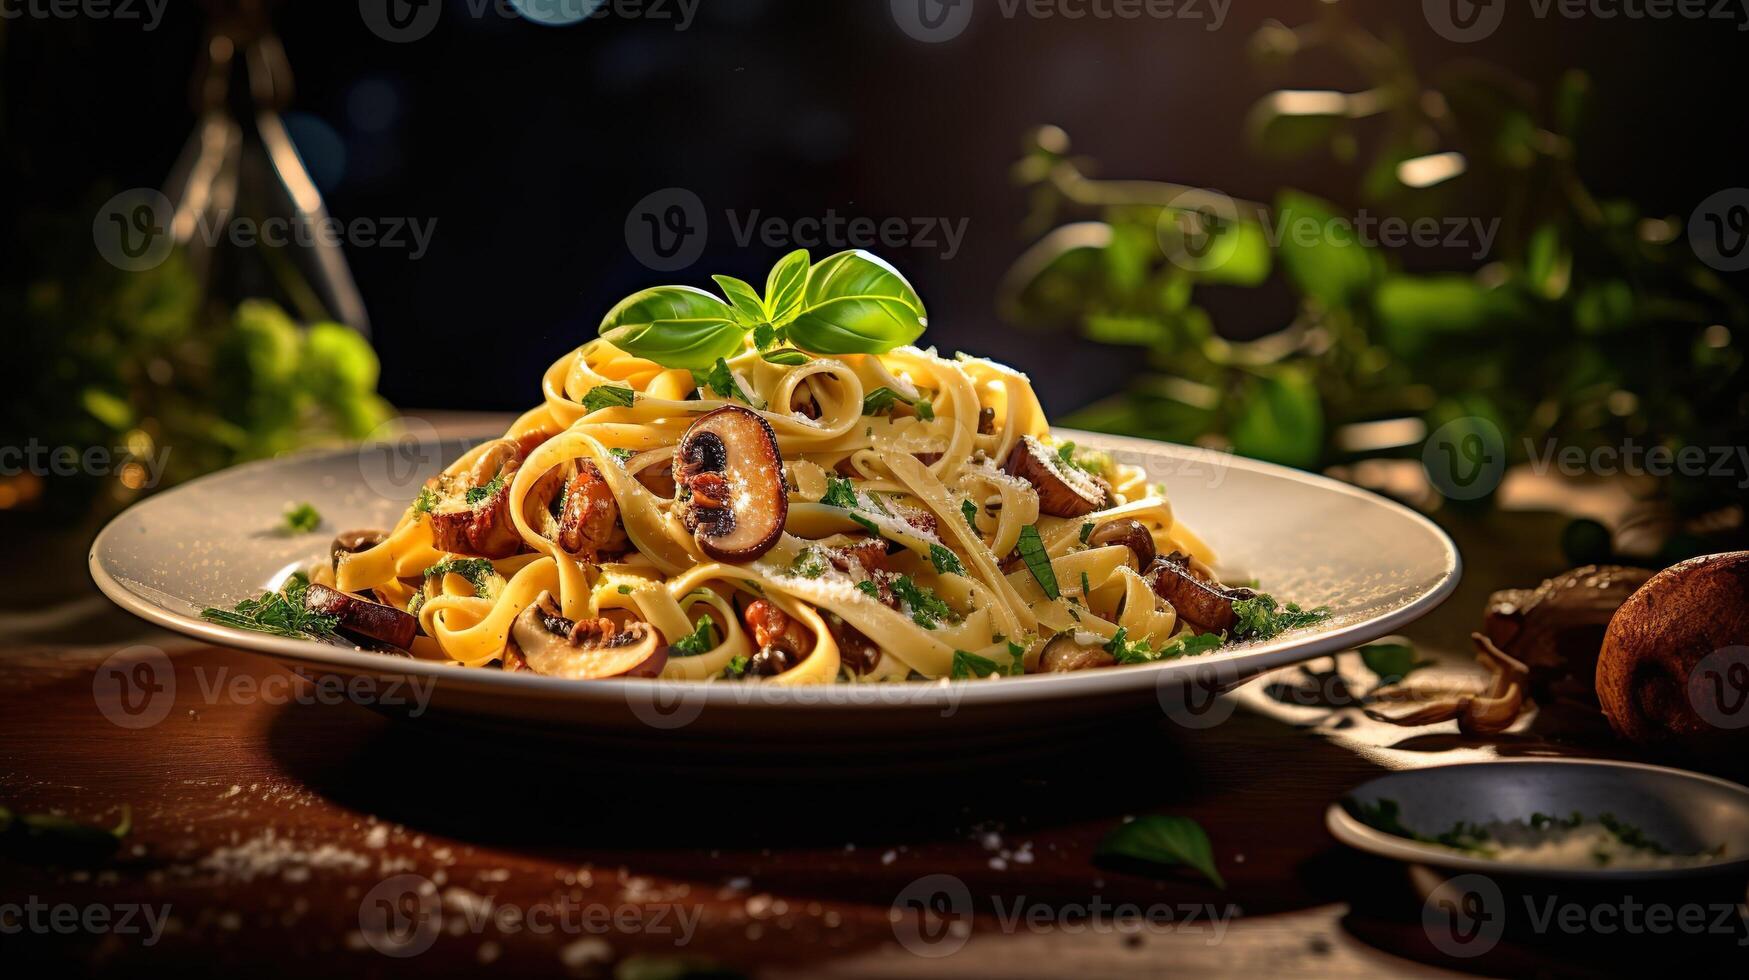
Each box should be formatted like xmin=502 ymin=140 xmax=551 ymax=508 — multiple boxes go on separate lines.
xmin=855 ymin=580 xmax=881 ymax=600
xmin=961 ymin=499 xmax=980 ymax=530
xmin=698 ymin=357 xmax=751 ymax=404
xmin=1080 ymin=571 xmax=1092 ymax=599
xmin=201 ymin=575 xmax=339 ymax=640
xmin=281 ymin=502 xmax=322 ymax=534
xmin=788 ymin=548 xmax=828 ymax=579
xmin=1079 ymin=522 xmax=1094 ymax=545
xmin=422 ymin=558 xmax=497 ymax=598
xmin=412 ymin=486 xmax=438 ymax=519
xmin=1015 ymin=525 xmax=1058 ymax=600
xmin=608 ymin=447 xmax=637 ymax=464
xmin=723 ymin=654 xmax=750 ymax=678
xmin=464 ymin=472 xmax=507 ymax=507
xmin=848 ymin=513 xmax=881 ymax=536
xmin=891 ymin=575 xmax=956 ymax=630
xmin=929 ymin=544 xmax=965 ymax=577
xmin=951 ymin=649 xmax=1018 ymax=679
xmin=580 ymin=384 xmax=636 ymax=412
xmin=821 ymin=475 xmax=860 ymax=510
xmin=1105 ymin=626 xmax=1226 ymax=665
xmin=670 ymin=615 xmax=718 ymax=656
xmin=1231 ymin=594 xmax=1331 ymax=640
xmin=1055 ymin=441 xmax=1110 ymax=477
xmin=617 ymin=584 xmax=635 ymax=595
xmin=861 ymin=386 xmax=935 ymax=419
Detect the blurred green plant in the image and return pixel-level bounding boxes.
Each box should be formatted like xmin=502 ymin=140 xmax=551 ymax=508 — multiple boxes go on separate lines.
xmin=2 ymin=234 xmax=392 ymax=523
xmin=1003 ymin=2 xmax=1747 ymax=528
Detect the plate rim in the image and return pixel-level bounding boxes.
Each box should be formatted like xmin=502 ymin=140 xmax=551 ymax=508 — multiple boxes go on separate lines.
xmin=1323 ymin=758 xmax=1749 ymax=881
xmin=89 ymin=427 xmax=1462 ymax=710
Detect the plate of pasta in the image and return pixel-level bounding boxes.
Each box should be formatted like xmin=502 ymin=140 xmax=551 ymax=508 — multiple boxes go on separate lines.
xmin=91 ymin=250 xmax=1458 ymax=745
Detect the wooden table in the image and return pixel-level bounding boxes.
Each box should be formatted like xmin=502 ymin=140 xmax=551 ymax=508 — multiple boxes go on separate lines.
xmin=5 ymin=433 xmax=1746 ymax=978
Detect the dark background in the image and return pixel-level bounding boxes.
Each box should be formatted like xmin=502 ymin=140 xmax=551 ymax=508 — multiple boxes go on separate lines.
xmin=5 ymin=0 xmax=1743 ymax=415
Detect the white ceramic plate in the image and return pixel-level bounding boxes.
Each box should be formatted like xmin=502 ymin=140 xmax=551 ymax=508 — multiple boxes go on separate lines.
xmin=1327 ymin=760 xmax=1749 ymax=881
xmin=89 ymin=428 xmax=1459 ymax=750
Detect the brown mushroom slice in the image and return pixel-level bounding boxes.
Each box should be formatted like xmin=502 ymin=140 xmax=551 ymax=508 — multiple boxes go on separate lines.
xmin=1087 ymin=518 xmax=1156 ymax=570
xmin=555 ymin=460 xmax=629 ymax=562
xmin=823 ymin=612 xmax=882 ymax=676
xmin=331 ymin=529 xmax=389 ymax=573
xmin=425 ymin=437 xmax=530 ymax=559
xmin=1146 ymin=552 xmax=1253 ymax=634
xmin=673 ymin=406 xmax=788 ymax=563
xmin=1367 ymin=633 xmax=1531 ymax=735
xmin=508 ymin=592 xmax=665 ymax=680
xmin=1037 ymin=632 xmax=1116 ymax=672
xmin=741 ymin=598 xmax=811 ymax=677
xmin=303 ymin=583 xmax=418 ymax=651
xmin=1003 ymin=435 xmax=1108 ymax=518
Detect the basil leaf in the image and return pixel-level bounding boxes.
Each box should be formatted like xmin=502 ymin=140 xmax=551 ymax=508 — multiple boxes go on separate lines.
xmin=1358 ymin=642 xmax=1428 ymax=685
xmin=1016 ymin=525 xmax=1058 ymax=600
xmin=784 ymin=251 xmax=927 ymax=354
xmin=1096 ymin=815 xmax=1225 ymax=889
xmin=752 ymin=323 xmax=778 ymax=350
xmin=581 ymin=384 xmax=636 ymax=412
xmin=762 ymin=348 xmax=809 ymax=366
xmin=599 ymin=285 xmax=748 ymax=370
xmin=713 ymin=275 xmax=769 ymax=327
xmin=764 ymin=248 xmax=811 ymax=326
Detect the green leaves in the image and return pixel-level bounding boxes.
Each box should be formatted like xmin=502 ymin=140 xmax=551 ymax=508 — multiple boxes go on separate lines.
xmin=281 ymin=502 xmax=321 ymax=534
xmin=599 ymin=250 xmax=927 ymax=369
xmin=1229 ymin=366 xmax=1325 ymax=470
xmin=1016 ymin=525 xmax=1059 ymax=600
xmin=1274 ymin=190 xmax=1380 ymax=307
xmin=929 ymin=543 xmax=965 ymax=577
xmin=1230 ymin=593 xmax=1330 ymax=640
xmin=1358 ymin=641 xmax=1430 ymax=685
xmin=697 ymin=357 xmax=752 ymax=404
xmin=580 ymin=384 xmax=636 ymax=413
xmin=670 ymin=616 xmax=718 ymax=656
xmin=784 ymin=251 xmax=928 ymax=354
xmin=764 ymin=248 xmax=810 ymax=326
xmin=598 ymin=286 xmax=746 ymax=371
xmin=1096 ymin=815 xmax=1225 ymax=888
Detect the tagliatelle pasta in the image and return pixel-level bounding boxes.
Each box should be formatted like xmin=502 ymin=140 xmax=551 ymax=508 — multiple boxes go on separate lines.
xmin=246 ymin=251 xmax=1322 ymax=682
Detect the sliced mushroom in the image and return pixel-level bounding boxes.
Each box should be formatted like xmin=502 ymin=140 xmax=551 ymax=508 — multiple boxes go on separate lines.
xmin=823 ymin=611 xmax=882 ymax=675
xmin=1087 ymin=518 xmax=1156 ymax=570
xmin=1367 ymin=633 xmax=1530 ymax=736
xmin=826 ymin=536 xmax=890 ymax=577
xmin=1146 ymin=552 xmax=1254 ymax=634
xmin=426 ymin=438 xmax=530 ymax=559
xmin=508 ymin=592 xmax=666 ymax=679
xmin=1003 ymin=435 xmax=1108 ymax=518
xmin=554 ymin=460 xmax=629 ymax=562
xmin=673 ymin=406 xmax=788 ymax=563
xmin=742 ymin=599 xmax=810 ymax=677
xmin=1037 ymin=632 xmax=1116 ymax=672
xmin=331 ymin=529 xmax=388 ymax=573
xmin=977 ymin=407 xmax=996 ymax=435
xmin=303 ymin=583 xmax=418 ymax=651
xmin=1483 ymin=564 xmax=1653 ymax=708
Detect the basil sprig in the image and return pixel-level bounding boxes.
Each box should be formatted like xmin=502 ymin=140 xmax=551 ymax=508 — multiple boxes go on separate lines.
xmin=598 ymin=249 xmax=928 ymax=368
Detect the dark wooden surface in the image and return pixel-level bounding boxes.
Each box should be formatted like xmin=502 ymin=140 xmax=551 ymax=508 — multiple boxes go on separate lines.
xmin=5 ymin=428 xmax=1747 ymax=978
